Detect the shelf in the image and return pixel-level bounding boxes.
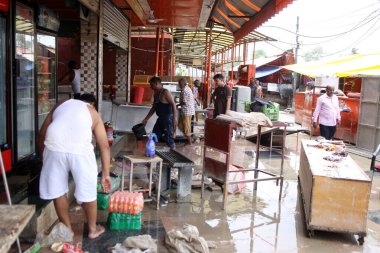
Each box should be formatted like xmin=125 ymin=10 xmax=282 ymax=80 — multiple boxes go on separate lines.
xmin=37 ymin=72 xmax=52 ymax=75
xmin=38 ymin=112 xmax=50 ymax=116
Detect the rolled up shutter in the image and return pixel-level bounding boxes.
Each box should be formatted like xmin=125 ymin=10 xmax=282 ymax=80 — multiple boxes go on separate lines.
xmin=103 ymin=0 xmax=129 ymax=51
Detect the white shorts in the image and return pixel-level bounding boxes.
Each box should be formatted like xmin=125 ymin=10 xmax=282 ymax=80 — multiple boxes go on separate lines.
xmin=39 ymin=148 xmax=98 ymax=203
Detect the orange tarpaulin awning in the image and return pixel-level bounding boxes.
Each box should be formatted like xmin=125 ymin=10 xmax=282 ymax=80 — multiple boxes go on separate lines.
xmin=212 ymin=0 xmax=294 ymax=41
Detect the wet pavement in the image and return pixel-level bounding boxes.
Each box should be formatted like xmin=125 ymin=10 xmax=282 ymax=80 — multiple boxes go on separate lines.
xmin=15 ymin=113 xmax=380 ymax=253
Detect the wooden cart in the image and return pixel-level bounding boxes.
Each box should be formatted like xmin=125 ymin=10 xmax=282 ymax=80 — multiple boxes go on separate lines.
xmin=298 ymin=140 xmax=371 ymax=244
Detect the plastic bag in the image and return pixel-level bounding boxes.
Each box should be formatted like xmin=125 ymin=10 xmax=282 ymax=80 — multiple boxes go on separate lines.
xmin=108 ymin=191 xmax=144 ymax=215
xmin=227 ymin=165 xmax=246 ymax=194
xmin=97 ymin=192 xmax=110 ymax=210
xmin=62 ymin=243 xmax=83 ymax=253
xmin=35 ymin=222 xmax=73 ymax=247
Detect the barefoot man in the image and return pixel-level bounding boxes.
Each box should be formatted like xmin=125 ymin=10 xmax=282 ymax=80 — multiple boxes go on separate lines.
xmin=38 ymin=94 xmax=112 ymax=239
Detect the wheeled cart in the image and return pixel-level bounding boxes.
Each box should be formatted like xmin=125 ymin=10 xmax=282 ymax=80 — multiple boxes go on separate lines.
xmin=298 ymin=140 xmax=371 ymax=245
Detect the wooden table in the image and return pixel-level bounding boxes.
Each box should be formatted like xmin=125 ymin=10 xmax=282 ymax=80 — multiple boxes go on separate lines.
xmin=0 ymin=205 xmax=35 ymax=253
xmin=298 ymin=140 xmax=370 ymax=244
xmin=122 ymin=155 xmax=163 ymax=210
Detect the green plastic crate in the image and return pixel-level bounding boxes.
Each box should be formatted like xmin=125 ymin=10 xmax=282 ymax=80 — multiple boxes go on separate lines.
xmin=107 ymin=212 xmax=142 ymax=230
xmin=262 ymin=102 xmax=279 ymax=121
xmin=97 ymin=193 xmax=110 ymax=210
xmin=97 ymin=174 xmax=121 ymax=193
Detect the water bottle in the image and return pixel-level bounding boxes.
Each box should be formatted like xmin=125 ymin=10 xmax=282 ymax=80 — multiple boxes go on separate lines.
xmin=145 ymin=133 xmax=158 ymax=157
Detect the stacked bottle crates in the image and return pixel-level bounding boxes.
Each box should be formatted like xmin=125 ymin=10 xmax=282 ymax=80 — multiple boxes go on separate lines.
xmin=97 ymin=173 xmax=121 ymax=211
xmin=262 ymin=102 xmax=280 ymax=121
xmin=107 ymin=191 xmax=144 ymax=230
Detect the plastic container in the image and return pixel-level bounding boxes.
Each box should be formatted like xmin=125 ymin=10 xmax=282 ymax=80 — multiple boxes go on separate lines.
xmin=145 ymin=133 xmax=158 ymax=157
xmin=262 ymin=102 xmax=279 ymax=121
xmin=108 ymin=212 xmax=142 ymax=230
xmin=132 ymin=123 xmax=147 ymax=141
xmin=132 ymin=86 xmax=144 ymax=104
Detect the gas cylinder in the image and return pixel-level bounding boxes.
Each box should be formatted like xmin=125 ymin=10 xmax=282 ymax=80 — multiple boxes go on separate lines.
xmin=105 ymin=121 xmax=114 ymax=145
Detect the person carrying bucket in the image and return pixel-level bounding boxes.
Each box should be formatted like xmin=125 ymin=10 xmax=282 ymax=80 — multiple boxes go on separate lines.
xmin=142 ymin=76 xmax=177 ymax=149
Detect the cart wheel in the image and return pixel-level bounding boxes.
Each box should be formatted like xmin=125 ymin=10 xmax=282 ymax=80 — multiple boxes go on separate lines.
xmin=307 ymin=230 xmax=315 ymax=238
xmin=358 ymin=236 xmax=365 ymax=245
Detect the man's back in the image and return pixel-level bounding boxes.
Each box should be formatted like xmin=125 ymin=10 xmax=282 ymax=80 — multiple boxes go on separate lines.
xmin=45 ymin=99 xmax=93 ymax=154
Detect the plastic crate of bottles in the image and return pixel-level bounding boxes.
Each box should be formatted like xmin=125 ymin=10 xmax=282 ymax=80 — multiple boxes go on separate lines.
xmin=107 ymin=212 xmax=142 ymax=230
xmin=97 ymin=192 xmax=110 ymax=210
xmin=262 ymin=102 xmax=279 ymax=121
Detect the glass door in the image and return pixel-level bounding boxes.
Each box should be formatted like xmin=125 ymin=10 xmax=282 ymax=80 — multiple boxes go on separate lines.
xmin=0 ymin=17 xmax=6 ymax=145
xmin=14 ymin=3 xmax=35 ymax=160
xmin=36 ymin=33 xmax=56 ymax=129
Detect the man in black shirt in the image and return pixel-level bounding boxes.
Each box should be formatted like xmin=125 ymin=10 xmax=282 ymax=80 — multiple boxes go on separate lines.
xmin=212 ymin=74 xmax=232 ymax=118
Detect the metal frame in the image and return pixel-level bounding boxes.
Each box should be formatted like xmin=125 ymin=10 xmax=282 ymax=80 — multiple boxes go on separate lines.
xmin=200 ymin=120 xmax=286 ymax=210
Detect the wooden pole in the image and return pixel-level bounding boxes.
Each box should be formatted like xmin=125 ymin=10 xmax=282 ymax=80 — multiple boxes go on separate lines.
xmin=154 ymin=27 xmax=160 ymax=75
xmin=243 ymin=42 xmax=247 ymax=65
xmin=207 ymin=28 xmax=212 ymax=106
xmin=231 ymin=44 xmax=234 ymax=81
xmin=160 ymin=29 xmax=165 ymax=76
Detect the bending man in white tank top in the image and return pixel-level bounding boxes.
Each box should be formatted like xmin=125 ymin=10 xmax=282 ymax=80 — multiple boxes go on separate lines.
xmin=38 ymin=93 xmax=111 ymax=239
xmin=59 ymin=60 xmax=81 ymax=99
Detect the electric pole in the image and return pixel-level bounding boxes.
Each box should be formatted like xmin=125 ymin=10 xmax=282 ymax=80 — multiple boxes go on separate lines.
xmin=292 ymin=16 xmax=300 ymax=110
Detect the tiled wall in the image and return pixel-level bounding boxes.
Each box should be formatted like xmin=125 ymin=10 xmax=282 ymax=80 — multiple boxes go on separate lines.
xmin=116 ymin=53 xmax=128 ymax=93
xmin=80 ymin=12 xmax=98 ymax=95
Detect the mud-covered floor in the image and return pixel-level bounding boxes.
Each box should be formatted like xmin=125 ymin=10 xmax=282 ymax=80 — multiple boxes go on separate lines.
xmin=13 ymin=113 xmax=380 ymax=253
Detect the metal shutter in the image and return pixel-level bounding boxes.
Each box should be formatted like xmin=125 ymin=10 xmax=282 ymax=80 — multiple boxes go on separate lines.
xmin=104 ymin=0 xmax=129 ymax=50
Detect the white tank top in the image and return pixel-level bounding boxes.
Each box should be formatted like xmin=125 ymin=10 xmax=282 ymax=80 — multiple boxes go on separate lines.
xmin=44 ymin=99 xmax=94 ymax=155
xmin=71 ymin=69 xmax=81 ymax=94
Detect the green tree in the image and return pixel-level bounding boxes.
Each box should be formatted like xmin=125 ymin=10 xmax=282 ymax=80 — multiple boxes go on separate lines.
xmin=254 ymin=49 xmax=267 ymax=59
xmin=303 ymin=47 xmax=323 ymax=62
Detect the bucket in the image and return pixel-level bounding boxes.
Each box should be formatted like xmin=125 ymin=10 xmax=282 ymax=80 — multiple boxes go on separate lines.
xmin=132 ymin=86 xmax=144 ymax=104
xmin=132 ymin=123 xmax=147 ymax=141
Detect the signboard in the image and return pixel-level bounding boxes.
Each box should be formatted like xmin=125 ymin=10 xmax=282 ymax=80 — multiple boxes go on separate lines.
xmin=315 ymin=76 xmax=339 ymax=90
xmin=37 ymin=5 xmax=60 ymax=32
xmin=0 ymin=0 xmax=9 ymax=12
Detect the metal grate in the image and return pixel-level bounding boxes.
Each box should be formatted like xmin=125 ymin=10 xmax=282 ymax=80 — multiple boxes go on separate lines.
xmin=156 ymin=150 xmax=194 ymax=168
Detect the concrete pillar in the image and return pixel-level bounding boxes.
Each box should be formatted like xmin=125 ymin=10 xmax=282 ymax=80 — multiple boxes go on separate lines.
xmin=80 ymin=12 xmax=99 ymax=98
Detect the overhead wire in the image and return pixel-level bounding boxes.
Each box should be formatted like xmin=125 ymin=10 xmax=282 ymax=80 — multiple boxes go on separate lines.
xmin=260 ymin=8 xmax=380 ymax=39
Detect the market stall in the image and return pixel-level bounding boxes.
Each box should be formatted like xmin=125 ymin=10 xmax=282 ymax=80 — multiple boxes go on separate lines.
xmin=298 ymin=140 xmax=370 ymax=244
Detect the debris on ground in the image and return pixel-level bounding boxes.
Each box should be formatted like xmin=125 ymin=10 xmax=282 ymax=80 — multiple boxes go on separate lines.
xmin=35 ymin=222 xmax=73 ymax=247
xmin=165 ymin=224 xmax=216 ymax=253
xmin=111 ymin=234 xmax=157 ymax=253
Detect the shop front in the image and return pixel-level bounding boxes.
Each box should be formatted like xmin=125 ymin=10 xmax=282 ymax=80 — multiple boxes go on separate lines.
xmin=0 ymin=0 xmax=11 ymax=174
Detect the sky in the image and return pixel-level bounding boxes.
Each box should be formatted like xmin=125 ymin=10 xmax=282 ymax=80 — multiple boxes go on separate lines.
xmin=253 ymin=0 xmax=380 ymax=63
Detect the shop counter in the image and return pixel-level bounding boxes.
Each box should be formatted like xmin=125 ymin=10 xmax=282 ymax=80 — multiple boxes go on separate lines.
xmin=298 ymin=140 xmax=370 ymax=244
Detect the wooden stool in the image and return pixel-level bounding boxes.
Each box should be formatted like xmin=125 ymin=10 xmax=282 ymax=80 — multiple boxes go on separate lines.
xmin=122 ymin=155 xmax=163 ymax=210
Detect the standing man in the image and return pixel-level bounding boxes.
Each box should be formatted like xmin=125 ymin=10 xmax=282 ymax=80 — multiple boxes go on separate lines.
xmin=249 ymin=78 xmax=263 ymax=101
xmin=143 ymin=77 xmax=177 ymax=148
xmin=38 ymin=94 xmax=112 ymax=239
xmin=178 ymin=78 xmax=195 ymax=145
xmin=58 ymin=60 xmax=81 ymax=99
xmin=312 ymin=85 xmax=341 ymax=140
xmin=212 ymin=74 xmax=232 ymax=118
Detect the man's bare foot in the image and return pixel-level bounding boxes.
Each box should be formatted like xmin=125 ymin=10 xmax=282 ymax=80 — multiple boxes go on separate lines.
xmin=88 ymin=225 xmax=105 ymax=239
